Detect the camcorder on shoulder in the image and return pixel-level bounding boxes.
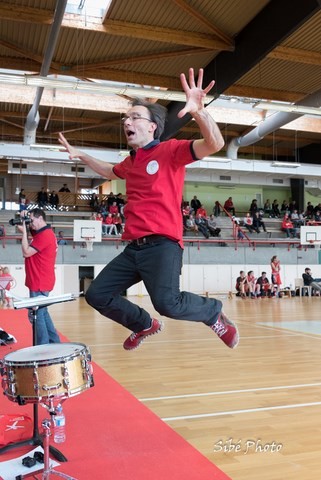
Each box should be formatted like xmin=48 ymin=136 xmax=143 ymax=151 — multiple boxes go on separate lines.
xmin=9 ymin=215 xmax=31 ymax=226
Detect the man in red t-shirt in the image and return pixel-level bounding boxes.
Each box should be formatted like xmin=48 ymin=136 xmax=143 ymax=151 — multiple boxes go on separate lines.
xmin=18 ymin=208 xmax=60 ymax=345
xmin=59 ymin=68 xmax=239 ymax=351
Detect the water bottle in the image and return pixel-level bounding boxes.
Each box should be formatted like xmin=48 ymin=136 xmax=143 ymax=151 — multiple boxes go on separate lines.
xmin=54 ymin=404 xmax=66 ymax=443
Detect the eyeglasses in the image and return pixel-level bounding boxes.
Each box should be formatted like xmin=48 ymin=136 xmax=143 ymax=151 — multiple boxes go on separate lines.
xmin=121 ymin=114 xmax=153 ymax=124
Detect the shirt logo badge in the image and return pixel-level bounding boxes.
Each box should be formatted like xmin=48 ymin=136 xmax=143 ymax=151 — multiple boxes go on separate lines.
xmin=146 ymin=160 xmax=159 ymax=175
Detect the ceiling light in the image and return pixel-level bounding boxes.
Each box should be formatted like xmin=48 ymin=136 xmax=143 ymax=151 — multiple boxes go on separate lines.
xmin=30 ymin=144 xmax=64 ymax=151
xmin=254 ymin=101 xmax=321 ymax=116
xmin=203 ymin=157 xmax=231 ymax=163
xmin=22 ymin=158 xmax=44 ymax=163
xmin=0 ymin=73 xmax=215 ymax=103
xmin=272 ymin=161 xmax=301 ymax=168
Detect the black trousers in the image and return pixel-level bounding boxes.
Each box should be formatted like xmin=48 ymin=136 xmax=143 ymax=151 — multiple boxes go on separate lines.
xmin=86 ymin=237 xmax=222 ymax=332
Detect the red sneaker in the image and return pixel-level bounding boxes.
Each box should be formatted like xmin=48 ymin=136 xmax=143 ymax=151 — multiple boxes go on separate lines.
xmin=211 ymin=311 xmax=239 ymax=349
xmin=123 ymin=318 xmax=164 ymax=350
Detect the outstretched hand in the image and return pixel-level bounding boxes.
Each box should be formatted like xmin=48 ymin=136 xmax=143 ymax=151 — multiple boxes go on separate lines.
xmin=177 ymin=68 xmax=214 ymax=119
xmin=58 ymin=132 xmax=81 ymax=160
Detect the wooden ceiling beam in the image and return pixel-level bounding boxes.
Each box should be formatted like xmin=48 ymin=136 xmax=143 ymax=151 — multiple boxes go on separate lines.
xmin=0 ymin=111 xmax=111 ymax=126
xmin=225 ymin=84 xmax=303 ymax=103
xmin=0 ymin=54 xmax=312 ymax=101
xmin=0 ymin=4 xmax=53 ymax=24
xmin=0 ymin=5 xmax=234 ymax=50
xmin=172 ymin=0 xmax=233 ymax=45
xmin=268 ymin=46 xmax=321 ymax=66
xmin=0 ymin=125 xmax=124 ymax=144
xmin=77 ymin=47 xmax=214 ymax=71
xmin=0 ymin=57 xmax=182 ymax=89
xmin=0 ymin=39 xmax=61 ymax=71
xmin=63 ymin=16 xmax=234 ymax=50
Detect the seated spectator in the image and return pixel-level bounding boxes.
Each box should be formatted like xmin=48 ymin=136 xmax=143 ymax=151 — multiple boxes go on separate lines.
xmin=184 ymin=214 xmax=198 ymax=234
xmin=109 ymin=201 xmax=119 ymax=215
xmin=207 ymin=214 xmax=221 ymax=237
xmin=195 ymin=213 xmax=210 ymax=238
xmin=271 ymin=199 xmax=280 ymax=218
xmin=116 ymin=193 xmax=125 ymax=211
xmin=107 ymin=192 xmax=117 ymax=208
xmin=90 ymin=193 xmax=99 ymax=212
xmin=235 ymin=271 xmax=248 ymax=298
xmin=253 ymin=211 xmax=267 ymax=233
xmin=281 ymin=214 xmax=297 ymax=238
xmin=302 ymin=267 xmax=321 ymax=296
xmin=314 ymin=211 xmax=321 ymax=223
xmin=57 ymin=231 xmax=67 ymax=245
xmin=263 ymin=199 xmax=272 ymax=216
xmin=249 ymin=199 xmax=258 ymax=215
xmin=313 ymin=203 xmax=321 ymax=217
xmin=49 ymin=190 xmax=59 ymax=209
xmin=98 ymin=200 xmax=108 ymax=218
xmin=113 ymin=213 xmax=123 ymax=235
xmin=102 ymin=213 xmax=117 ymax=236
xmin=196 ymin=204 xmax=207 ymax=218
xmin=223 ymin=196 xmax=235 ymax=216
xmin=236 ymin=226 xmax=245 ymax=240
xmin=182 ymin=203 xmax=191 ymax=217
xmin=191 ymin=195 xmax=201 ymax=214
xmin=37 ymin=187 xmax=48 ymax=208
xmin=305 ymin=202 xmax=314 ymax=219
xmin=299 ymin=211 xmax=306 ymax=224
xmin=290 ymin=209 xmax=304 ymax=228
xmin=256 ymin=272 xmax=272 ymax=297
xmin=213 ymin=201 xmax=221 ymax=217
xmin=289 ymin=199 xmax=297 ymax=213
xmin=18 ymin=189 xmax=27 ymax=212
xmin=280 ymin=200 xmax=289 ymax=213
xmin=243 ymin=213 xmax=258 ymax=233
xmin=247 ymin=271 xmax=261 ymax=298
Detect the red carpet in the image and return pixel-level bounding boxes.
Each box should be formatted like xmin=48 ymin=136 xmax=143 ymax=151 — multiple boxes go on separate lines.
xmin=0 ymin=310 xmax=231 ymax=480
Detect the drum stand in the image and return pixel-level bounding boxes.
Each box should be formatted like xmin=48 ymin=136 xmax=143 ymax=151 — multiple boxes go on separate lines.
xmin=16 ymin=417 xmax=78 ymax=480
xmin=0 ymin=306 xmax=67 ymax=462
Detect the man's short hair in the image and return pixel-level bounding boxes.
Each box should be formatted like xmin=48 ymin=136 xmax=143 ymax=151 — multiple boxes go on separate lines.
xmin=262 ymin=271 xmax=266 ymax=275
xmin=30 ymin=208 xmax=46 ymax=221
xmin=305 ymin=267 xmax=311 ymax=272
xmin=130 ymin=98 xmax=167 ymax=140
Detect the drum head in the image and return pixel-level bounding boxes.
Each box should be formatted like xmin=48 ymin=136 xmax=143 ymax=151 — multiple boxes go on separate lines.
xmin=4 ymin=342 xmax=87 ymax=364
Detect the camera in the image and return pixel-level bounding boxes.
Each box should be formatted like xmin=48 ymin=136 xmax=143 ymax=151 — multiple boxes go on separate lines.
xmin=9 ymin=216 xmax=31 ymax=226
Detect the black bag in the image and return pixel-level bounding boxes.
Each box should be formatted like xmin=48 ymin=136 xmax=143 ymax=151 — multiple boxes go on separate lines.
xmin=0 ymin=329 xmax=16 ymax=345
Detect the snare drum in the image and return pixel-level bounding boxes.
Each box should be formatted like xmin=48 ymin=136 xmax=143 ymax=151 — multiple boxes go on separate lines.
xmin=1 ymin=342 xmax=94 ymax=404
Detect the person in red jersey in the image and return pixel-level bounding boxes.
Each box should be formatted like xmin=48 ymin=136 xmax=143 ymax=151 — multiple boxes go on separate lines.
xmin=17 ymin=208 xmax=60 ymax=345
xmin=58 ymin=68 xmax=239 ymax=351
xmin=271 ymin=255 xmax=282 ymax=297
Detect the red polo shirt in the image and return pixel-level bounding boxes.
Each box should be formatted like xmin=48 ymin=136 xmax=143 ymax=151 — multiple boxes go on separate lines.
xmin=113 ymin=139 xmax=196 ymax=247
xmin=25 ymin=226 xmax=57 ymax=291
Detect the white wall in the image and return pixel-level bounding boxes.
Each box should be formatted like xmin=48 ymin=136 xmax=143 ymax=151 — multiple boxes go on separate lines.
xmin=9 ymin=263 xmax=321 ymax=299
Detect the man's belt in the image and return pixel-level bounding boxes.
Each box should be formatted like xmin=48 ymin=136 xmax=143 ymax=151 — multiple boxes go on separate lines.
xmin=130 ymin=235 xmax=168 ymax=246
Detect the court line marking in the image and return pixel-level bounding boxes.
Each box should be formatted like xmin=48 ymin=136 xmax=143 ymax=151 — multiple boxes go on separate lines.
xmin=140 ymin=382 xmax=321 ymax=402
xmin=89 ymin=332 xmax=300 ymax=348
xmin=250 ymin=321 xmax=321 ymax=340
xmin=161 ymin=401 xmax=321 ymax=422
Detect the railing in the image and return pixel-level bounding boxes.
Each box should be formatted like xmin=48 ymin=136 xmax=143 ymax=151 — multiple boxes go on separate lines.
xmin=217 ymin=202 xmax=252 ymax=242
xmin=0 ymin=234 xmax=306 ymax=252
xmin=20 ymin=192 xmax=114 ymax=211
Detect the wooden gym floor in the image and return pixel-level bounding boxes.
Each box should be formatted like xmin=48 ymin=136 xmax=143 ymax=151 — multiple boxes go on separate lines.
xmin=50 ymin=295 xmax=321 ymax=480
